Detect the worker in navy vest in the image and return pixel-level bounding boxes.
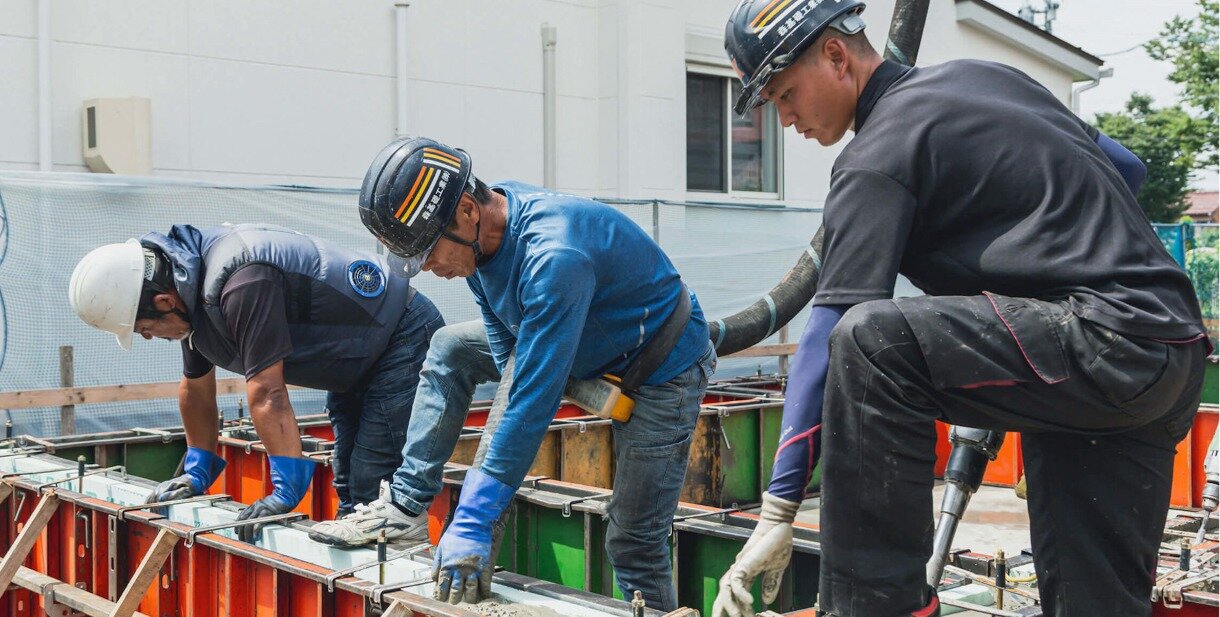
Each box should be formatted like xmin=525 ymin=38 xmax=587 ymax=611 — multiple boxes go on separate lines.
xmin=69 ymin=224 xmax=443 ymax=541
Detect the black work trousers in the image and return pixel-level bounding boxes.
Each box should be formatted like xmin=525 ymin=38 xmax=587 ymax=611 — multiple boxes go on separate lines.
xmin=817 ymin=294 xmax=1206 ymax=617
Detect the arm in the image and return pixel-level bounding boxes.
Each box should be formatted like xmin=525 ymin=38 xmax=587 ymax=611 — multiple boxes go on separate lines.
xmin=767 ymin=304 xmax=849 ymax=501
xmin=469 ymin=276 xmax=517 ymax=373
xmin=145 ymin=350 xmax=227 ymax=504
xmin=479 ymin=248 xmax=595 ymax=487
xmin=219 ymin=266 xmax=313 ymax=539
xmin=434 ymin=249 xmax=595 ymax=604
xmin=179 ymin=370 xmax=220 ymax=452
xmin=245 ymin=361 xmax=303 ymax=458
xmin=1095 ymin=130 xmax=1147 ymax=195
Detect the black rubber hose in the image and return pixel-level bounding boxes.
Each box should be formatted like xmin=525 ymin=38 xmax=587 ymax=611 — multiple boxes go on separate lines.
xmin=709 ymin=226 xmax=824 ymax=356
xmin=883 ymin=0 xmax=932 ymax=66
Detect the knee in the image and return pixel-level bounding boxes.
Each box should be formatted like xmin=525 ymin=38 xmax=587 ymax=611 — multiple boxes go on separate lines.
xmin=427 ymin=324 xmax=468 ymax=360
xmin=604 ymin=520 xmax=667 ymax=562
xmin=829 ymin=300 xmax=909 ymax=359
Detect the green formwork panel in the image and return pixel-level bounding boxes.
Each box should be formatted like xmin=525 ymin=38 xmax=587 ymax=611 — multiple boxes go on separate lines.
xmin=720 ymin=410 xmax=762 ymax=504
xmin=761 ymin=406 xmax=822 ymax=492
xmin=1203 ymin=361 xmax=1218 ymax=405
xmin=52 ymin=447 xmax=95 ymax=466
xmin=532 ymin=507 xmax=588 ymax=590
xmin=499 ymin=501 xmax=599 ymax=593
xmin=676 ymin=530 xmax=761 ymax=616
xmin=123 ymin=441 xmax=186 ymax=482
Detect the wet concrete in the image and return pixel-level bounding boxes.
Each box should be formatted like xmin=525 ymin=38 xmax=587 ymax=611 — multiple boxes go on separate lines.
xmin=458 ymin=593 xmax=562 ymax=617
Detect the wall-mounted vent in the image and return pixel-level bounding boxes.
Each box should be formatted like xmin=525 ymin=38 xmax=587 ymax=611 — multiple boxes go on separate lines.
xmin=81 ymin=97 xmax=151 ymax=175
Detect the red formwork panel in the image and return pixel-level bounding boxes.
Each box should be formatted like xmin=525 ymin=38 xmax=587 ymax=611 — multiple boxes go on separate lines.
xmin=427 ymin=485 xmax=453 ymax=545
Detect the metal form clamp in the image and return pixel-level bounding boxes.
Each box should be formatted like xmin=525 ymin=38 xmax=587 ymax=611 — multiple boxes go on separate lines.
xmin=184 ymin=512 xmax=306 ymax=548
xmin=561 ymin=492 xmax=613 ymax=517
xmin=324 ymin=543 xmax=430 ymax=592
xmin=116 ymin=494 xmax=231 ymax=521
xmin=34 ymin=466 xmax=125 ymax=492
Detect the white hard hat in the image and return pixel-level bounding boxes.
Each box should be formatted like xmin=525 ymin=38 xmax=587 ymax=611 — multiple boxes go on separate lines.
xmin=68 ymin=239 xmax=145 ymax=350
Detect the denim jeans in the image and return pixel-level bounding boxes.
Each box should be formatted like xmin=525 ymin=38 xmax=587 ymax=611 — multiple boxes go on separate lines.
xmin=390 ymin=319 xmax=715 ymax=612
xmin=327 ymin=290 xmax=443 ymax=514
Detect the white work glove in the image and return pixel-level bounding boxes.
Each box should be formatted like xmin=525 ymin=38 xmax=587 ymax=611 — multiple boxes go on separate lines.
xmin=711 ymin=491 xmax=800 ymax=617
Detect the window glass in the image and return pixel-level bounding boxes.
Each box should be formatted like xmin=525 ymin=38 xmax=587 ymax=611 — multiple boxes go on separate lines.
xmin=686 ymin=74 xmax=726 ymax=192
xmin=730 ymin=81 xmax=779 ymax=193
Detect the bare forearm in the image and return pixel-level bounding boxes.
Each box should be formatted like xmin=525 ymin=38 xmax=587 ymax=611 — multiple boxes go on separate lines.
xmin=247 ymin=385 xmax=302 ymax=458
xmin=179 ymin=374 xmax=220 ymax=452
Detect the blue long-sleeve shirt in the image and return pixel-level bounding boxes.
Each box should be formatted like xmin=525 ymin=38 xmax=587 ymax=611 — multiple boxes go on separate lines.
xmin=469 ymin=182 xmax=708 ymax=488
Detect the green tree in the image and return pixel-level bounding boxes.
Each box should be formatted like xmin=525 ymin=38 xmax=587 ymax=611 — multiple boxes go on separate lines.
xmin=1096 ymin=95 xmax=1203 ymax=221
xmin=1146 ymin=0 xmax=1218 ymax=168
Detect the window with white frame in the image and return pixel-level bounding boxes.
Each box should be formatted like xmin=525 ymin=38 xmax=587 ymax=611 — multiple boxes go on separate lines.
xmin=686 ymin=71 xmax=781 ymax=195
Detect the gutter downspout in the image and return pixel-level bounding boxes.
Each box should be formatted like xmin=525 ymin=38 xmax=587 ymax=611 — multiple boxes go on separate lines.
xmin=38 ymin=0 xmax=52 ymax=171
xmin=541 ymin=24 xmax=557 ymax=188
xmin=395 ymin=1 xmax=410 ymax=137
xmin=1071 ymin=67 xmax=1113 ymax=114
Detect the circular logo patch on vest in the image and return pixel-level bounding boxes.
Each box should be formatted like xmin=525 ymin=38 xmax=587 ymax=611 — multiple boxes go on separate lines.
xmin=347 ymin=260 xmax=386 ymax=298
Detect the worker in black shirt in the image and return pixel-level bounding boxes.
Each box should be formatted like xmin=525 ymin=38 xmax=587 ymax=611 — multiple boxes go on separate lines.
xmin=69 ymin=224 xmax=442 ymax=540
xmin=713 ymin=2 xmax=1208 ymax=616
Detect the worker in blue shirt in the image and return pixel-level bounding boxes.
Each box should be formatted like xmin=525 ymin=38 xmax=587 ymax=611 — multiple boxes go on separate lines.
xmin=713 ymin=2 xmax=1206 ymax=617
xmin=310 ymin=137 xmax=714 ymax=611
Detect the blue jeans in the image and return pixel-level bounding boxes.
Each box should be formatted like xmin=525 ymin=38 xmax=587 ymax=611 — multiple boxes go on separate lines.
xmin=327 ymin=291 xmax=443 ymax=514
xmin=390 ymin=319 xmax=715 ymax=611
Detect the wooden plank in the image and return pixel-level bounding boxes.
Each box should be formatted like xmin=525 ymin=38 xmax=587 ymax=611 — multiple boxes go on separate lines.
xmin=108 ymin=527 xmax=178 ymax=617
xmin=0 ymin=341 xmax=787 ymax=411
xmin=0 ymin=482 xmax=11 ymax=504
xmin=12 ymin=566 xmax=151 ymax=617
xmin=381 ymin=600 xmax=412 ymax=617
xmin=0 ymin=379 xmax=304 ymax=410
xmin=0 ymin=492 xmax=60 ymax=593
xmin=723 ymin=343 xmax=798 ymax=359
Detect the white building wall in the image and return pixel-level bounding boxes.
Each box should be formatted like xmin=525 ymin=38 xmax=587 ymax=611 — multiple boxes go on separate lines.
xmin=0 ymin=0 xmax=1096 ymax=203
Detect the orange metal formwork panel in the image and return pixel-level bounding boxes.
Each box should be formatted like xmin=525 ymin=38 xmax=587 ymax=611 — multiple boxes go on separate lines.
xmin=1190 ymin=407 xmax=1217 ymax=508
xmin=1170 ymin=431 xmax=1194 ymax=508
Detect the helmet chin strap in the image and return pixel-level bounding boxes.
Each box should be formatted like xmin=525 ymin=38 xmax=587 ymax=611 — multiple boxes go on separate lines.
xmin=440 ymin=219 xmax=489 ymax=267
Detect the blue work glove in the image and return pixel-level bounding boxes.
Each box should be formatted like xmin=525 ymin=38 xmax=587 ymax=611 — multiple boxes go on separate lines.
xmin=433 ymin=468 xmax=517 ymax=604
xmin=145 ymin=447 xmax=226 ymax=504
xmin=236 ymin=455 xmax=314 ymax=542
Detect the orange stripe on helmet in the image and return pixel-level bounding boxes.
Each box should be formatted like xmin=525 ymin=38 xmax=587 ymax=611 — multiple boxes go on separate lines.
xmin=398 ymin=167 xmax=435 ymax=223
xmin=751 ymin=0 xmax=792 ymax=29
xmin=423 ymin=148 xmax=462 ymax=166
xmin=394 ymin=169 xmax=429 ymax=220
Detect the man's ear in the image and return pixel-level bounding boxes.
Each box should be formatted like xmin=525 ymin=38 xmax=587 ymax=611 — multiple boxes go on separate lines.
xmin=826 ymin=37 xmax=848 ymax=75
xmin=153 ymin=292 xmax=179 ymax=312
xmin=458 ymin=193 xmax=480 ymax=225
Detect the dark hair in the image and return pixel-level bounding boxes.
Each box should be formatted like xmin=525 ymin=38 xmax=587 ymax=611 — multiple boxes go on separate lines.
xmin=471 ymin=176 xmax=493 ymax=204
xmin=135 ymin=245 xmax=178 ymax=320
xmin=802 ymin=29 xmax=876 ymax=64
xmin=446 ymin=177 xmax=494 ymax=230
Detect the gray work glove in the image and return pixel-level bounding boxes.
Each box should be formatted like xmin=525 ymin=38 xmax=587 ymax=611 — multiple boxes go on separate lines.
xmin=145 ymin=474 xmax=197 ymax=504
xmin=711 ymin=492 xmax=800 ymax=617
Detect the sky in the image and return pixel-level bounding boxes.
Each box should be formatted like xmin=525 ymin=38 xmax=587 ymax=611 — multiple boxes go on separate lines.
xmin=988 ymin=0 xmax=1216 ymax=189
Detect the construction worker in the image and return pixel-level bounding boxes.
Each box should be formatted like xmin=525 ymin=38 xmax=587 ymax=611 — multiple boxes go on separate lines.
xmin=713 ymin=2 xmax=1208 ymax=617
xmin=68 ymin=224 xmax=443 ymax=540
xmin=307 ymin=137 xmax=714 ymax=610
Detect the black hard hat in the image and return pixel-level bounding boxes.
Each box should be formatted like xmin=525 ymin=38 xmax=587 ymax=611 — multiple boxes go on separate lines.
xmin=725 ymin=0 xmax=866 ymax=116
xmin=358 ymin=136 xmax=476 ymax=258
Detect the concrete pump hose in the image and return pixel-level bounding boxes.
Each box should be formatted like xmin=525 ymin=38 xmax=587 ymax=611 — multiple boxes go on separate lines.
xmin=709 ymin=225 xmax=825 ymax=356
